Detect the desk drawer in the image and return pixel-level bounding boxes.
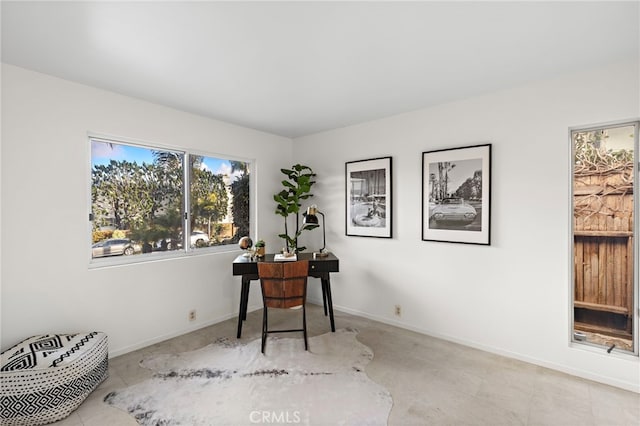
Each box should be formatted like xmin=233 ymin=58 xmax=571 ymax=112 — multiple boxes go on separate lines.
xmin=309 ymin=259 xmax=339 ymax=273
xmin=233 ymin=263 xmax=256 ymax=276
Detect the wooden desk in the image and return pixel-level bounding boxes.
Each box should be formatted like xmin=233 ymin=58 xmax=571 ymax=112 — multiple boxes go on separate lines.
xmin=233 ymin=252 xmax=339 ymax=338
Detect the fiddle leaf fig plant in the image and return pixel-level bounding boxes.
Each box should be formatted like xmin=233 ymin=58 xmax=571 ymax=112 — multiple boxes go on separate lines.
xmin=274 ymin=164 xmax=318 ymax=253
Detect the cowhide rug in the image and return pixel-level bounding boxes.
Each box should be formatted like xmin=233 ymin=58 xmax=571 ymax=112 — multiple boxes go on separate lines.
xmin=104 ymin=328 xmax=392 ymax=425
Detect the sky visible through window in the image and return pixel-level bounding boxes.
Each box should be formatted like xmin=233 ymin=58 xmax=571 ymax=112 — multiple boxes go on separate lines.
xmin=91 ymin=140 xmax=237 ymax=178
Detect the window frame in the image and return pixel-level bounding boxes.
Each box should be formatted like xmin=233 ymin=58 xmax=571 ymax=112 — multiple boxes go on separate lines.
xmin=568 ymin=119 xmax=639 ymax=357
xmin=88 ymin=134 xmax=254 ymax=268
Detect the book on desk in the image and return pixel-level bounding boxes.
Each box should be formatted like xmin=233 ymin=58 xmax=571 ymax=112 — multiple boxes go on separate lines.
xmin=274 ymin=253 xmax=298 ymax=261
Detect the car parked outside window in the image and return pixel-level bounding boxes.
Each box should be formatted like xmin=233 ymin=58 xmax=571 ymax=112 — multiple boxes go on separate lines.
xmin=190 ymin=231 xmax=210 ymax=247
xmin=91 ymin=239 xmax=141 ymax=258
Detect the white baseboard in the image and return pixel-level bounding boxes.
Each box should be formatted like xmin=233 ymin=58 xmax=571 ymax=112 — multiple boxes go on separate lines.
xmin=109 ymin=311 xmax=237 ymax=358
xmin=329 ymin=302 xmax=640 ymax=394
xmin=110 ymin=298 xmax=639 ymax=393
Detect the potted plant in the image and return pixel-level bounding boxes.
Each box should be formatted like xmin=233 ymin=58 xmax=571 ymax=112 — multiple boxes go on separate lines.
xmin=273 ymin=164 xmax=319 ymax=253
xmin=254 ymin=239 xmax=266 ymax=258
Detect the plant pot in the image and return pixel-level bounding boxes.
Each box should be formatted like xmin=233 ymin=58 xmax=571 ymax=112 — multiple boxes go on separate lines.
xmin=256 ymin=247 xmax=266 ymax=257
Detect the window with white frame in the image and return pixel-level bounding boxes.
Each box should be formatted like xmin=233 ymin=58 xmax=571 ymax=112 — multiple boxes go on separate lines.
xmin=90 ymin=137 xmax=250 ymax=263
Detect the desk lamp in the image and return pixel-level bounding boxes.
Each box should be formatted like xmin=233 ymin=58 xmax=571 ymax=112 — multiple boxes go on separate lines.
xmin=303 ymin=205 xmax=328 ymax=257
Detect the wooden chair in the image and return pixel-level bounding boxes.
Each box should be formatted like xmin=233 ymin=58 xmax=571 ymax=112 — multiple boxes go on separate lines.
xmin=257 ymin=260 xmax=309 ymax=354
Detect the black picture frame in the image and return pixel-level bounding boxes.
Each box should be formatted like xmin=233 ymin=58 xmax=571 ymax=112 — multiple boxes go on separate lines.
xmin=345 ymin=156 xmax=392 ymax=238
xmin=422 ymin=144 xmax=491 ymax=245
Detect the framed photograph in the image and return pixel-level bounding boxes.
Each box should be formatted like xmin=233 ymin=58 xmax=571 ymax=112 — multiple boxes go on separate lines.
xmin=346 ymin=157 xmax=392 ymax=238
xmin=422 ymin=144 xmax=491 ymax=245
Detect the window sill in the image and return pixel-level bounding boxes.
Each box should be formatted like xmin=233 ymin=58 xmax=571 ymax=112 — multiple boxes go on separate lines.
xmin=569 ymin=340 xmax=638 ymax=359
xmin=88 ymin=245 xmax=238 ymax=270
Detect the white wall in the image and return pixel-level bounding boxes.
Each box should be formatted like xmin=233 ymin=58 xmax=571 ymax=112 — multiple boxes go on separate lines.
xmin=1 ymin=64 xmax=291 ymax=355
xmin=3 ymin=60 xmax=639 ymax=392
xmin=294 ymin=61 xmax=640 ymax=392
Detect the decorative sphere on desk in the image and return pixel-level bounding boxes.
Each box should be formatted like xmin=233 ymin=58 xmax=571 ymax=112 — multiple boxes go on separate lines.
xmin=238 ymin=236 xmax=253 ymax=250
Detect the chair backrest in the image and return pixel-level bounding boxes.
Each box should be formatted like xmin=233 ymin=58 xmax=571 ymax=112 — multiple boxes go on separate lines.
xmin=258 ymin=260 xmax=309 ymax=309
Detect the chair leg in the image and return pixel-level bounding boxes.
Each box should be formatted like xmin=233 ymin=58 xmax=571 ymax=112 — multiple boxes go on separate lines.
xmin=261 ymin=307 xmax=267 ymax=354
xmin=302 ymin=304 xmax=308 ymax=351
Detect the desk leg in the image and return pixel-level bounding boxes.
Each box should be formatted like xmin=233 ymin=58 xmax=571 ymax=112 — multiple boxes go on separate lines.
xmin=322 ymin=276 xmax=336 ymax=332
xmin=237 ymin=276 xmax=250 ymax=338
xmin=242 ymin=277 xmax=251 ymax=321
xmin=322 ymin=282 xmax=328 ymax=316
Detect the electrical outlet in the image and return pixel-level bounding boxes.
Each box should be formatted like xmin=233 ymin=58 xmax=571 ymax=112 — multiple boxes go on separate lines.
xmin=394 ymin=305 xmax=401 ymax=317
xmin=188 ymin=309 xmax=196 ymax=322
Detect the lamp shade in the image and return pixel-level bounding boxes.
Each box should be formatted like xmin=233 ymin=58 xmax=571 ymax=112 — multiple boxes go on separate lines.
xmin=303 ymin=205 xmax=319 ymax=225
xmin=302 ymin=205 xmax=327 ymax=255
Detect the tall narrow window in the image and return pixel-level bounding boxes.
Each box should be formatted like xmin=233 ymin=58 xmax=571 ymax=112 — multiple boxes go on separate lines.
xmin=90 ymin=137 xmax=250 ymax=263
xmin=571 ymin=122 xmax=638 ymax=354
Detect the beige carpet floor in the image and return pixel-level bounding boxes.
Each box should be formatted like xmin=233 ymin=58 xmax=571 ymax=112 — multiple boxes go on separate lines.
xmin=51 ymin=304 xmax=639 ymax=425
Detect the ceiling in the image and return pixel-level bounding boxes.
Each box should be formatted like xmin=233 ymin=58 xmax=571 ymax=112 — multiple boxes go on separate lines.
xmin=2 ymin=1 xmax=638 ymax=138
